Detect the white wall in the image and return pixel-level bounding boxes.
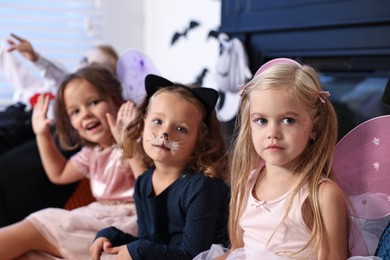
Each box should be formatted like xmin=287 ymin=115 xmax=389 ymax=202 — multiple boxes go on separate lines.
xmin=143 ymin=0 xmax=221 ymax=87
xmin=100 ymin=0 xmax=221 ymax=87
xmin=92 ymin=0 xmax=238 ymax=122
xmin=99 ymin=0 xmax=144 ymax=55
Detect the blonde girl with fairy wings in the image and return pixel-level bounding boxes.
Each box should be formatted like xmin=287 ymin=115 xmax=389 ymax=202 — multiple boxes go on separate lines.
xmin=225 ymin=58 xmax=349 ymax=259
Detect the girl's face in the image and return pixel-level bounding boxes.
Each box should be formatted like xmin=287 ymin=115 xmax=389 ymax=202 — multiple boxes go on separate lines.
xmin=64 ymin=79 xmax=117 ymax=148
xmin=249 ymin=87 xmax=314 ymax=169
xmin=142 ymin=91 xmax=202 ymax=169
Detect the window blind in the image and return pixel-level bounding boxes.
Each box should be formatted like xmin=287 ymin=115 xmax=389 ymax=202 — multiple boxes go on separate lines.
xmin=0 ymin=0 xmax=103 ymax=109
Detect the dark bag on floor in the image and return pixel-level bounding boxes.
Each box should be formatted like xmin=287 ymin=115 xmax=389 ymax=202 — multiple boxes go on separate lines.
xmin=0 ymin=102 xmax=34 ymax=155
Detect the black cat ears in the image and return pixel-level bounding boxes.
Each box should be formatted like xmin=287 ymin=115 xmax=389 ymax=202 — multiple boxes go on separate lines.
xmin=145 ymin=74 xmax=219 ymax=121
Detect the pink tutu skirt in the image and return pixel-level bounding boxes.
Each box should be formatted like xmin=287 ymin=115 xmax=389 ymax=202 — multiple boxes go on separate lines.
xmin=19 ymin=201 xmax=137 ymax=260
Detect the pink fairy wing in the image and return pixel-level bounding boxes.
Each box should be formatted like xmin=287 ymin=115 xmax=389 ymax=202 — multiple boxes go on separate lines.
xmin=334 ymin=115 xmax=390 ymax=256
xmin=333 ymin=115 xmax=390 ymax=220
xmin=117 ymin=49 xmax=160 ymax=105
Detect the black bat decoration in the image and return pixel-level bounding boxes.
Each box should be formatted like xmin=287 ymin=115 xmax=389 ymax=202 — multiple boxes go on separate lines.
xmin=171 ymin=20 xmax=200 ymax=45
xmin=207 ymin=28 xmax=228 ymax=55
xmin=207 ymin=30 xmax=220 ymax=40
xmin=193 ymin=68 xmax=208 ymax=86
xmin=217 ymin=91 xmax=225 ymax=110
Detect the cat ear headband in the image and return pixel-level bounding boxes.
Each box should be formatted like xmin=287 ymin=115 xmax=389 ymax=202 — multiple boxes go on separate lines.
xmin=240 ymin=57 xmax=330 ymax=102
xmin=145 ymin=74 xmax=219 ymax=123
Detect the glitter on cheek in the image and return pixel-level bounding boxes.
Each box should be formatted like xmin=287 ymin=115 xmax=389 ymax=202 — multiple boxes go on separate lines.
xmin=298 ymin=118 xmax=311 ymax=140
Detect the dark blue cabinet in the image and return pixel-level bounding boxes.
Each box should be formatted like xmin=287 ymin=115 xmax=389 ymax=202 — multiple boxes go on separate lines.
xmin=220 ymin=0 xmax=390 ymax=76
xmin=220 ymin=0 xmax=390 ymax=139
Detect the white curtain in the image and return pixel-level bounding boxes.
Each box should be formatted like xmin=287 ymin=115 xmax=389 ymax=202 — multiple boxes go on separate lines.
xmin=0 ymin=0 xmax=103 ymax=109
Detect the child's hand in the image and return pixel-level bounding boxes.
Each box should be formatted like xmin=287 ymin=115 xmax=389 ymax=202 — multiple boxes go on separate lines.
xmin=31 ymin=94 xmax=53 ymax=136
xmin=104 ymin=245 xmax=132 ymax=260
xmin=6 ymin=33 xmax=39 ymax=62
xmin=90 ymin=237 xmax=132 ymax=260
xmin=90 ymin=237 xmax=112 ymax=260
xmin=107 ymin=101 xmax=137 ymax=145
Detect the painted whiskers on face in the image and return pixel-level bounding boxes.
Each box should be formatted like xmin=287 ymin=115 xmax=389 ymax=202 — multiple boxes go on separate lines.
xmin=148 ymin=133 xmax=181 ymax=151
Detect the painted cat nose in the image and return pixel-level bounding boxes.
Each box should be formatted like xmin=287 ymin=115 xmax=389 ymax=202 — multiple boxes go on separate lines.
xmin=162 ymin=133 xmax=169 ymax=140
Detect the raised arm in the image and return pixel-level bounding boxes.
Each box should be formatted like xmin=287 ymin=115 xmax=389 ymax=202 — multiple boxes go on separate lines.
xmin=7 ymin=33 xmax=38 ymax=62
xmin=7 ymin=33 xmax=68 ymax=84
xmin=318 ymin=181 xmax=349 ymax=260
xmin=32 ymin=94 xmax=83 ymax=184
xmin=107 ymin=101 xmax=146 ymax=178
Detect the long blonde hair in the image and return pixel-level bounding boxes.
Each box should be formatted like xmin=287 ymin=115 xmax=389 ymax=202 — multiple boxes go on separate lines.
xmin=228 ymin=62 xmax=339 ymax=255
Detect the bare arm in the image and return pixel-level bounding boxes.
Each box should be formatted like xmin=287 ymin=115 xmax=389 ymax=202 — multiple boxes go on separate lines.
xmin=32 ymin=94 xmax=84 ymax=184
xmin=318 ymin=181 xmax=349 ymax=260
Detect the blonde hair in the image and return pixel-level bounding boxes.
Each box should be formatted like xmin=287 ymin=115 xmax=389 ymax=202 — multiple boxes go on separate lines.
xmin=122 ymin=86 xmax=228 ymax=180
xmin=228 ymin=62 xmax=340 ymax=256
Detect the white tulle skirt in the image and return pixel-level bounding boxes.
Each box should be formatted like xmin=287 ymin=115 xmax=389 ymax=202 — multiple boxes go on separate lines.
xmin=193 ymin=244 xmax=291 ymax=260
xmin=193 ymin=244 xmax=383 ymax=260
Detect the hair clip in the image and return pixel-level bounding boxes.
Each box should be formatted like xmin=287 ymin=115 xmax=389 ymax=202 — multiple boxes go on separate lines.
xmin=238 ymin=84 xmax=248 ymax=97
xmin=319 ymin=90 xmax=331 ymax=103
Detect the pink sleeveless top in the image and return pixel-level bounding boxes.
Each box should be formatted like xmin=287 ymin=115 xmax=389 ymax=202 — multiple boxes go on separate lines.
xmin=70 ymin=145 xmax=135 ymax=202
xmin=240 ymin=169 xmax=317 ymax=259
